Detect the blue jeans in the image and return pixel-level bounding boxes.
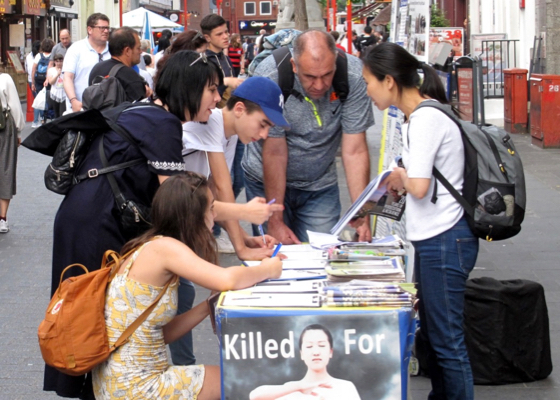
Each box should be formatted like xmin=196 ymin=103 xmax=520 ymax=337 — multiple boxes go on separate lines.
xmin=412 ymin=216 xmax=479 ymax=400
xmin=244 ymin=175 xmax=341 ymax=243
xmin=168 ymin=278 xmax=196 ymax=365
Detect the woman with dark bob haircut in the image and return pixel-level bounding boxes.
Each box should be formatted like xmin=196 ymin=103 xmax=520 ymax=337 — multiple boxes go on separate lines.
xmin=363 ymin=42 xmax=479 ymax=400
xmin=92 ymin=173 xmax=282 ymax=399
xmin=45 ymin=50 xmax=223 ymax=399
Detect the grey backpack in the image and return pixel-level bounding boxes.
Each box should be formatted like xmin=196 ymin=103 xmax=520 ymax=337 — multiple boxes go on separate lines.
xmin=415 ymin=102 xmax=526 ymax=241
xmin=82 ymin=63 xmax=127 ymax=111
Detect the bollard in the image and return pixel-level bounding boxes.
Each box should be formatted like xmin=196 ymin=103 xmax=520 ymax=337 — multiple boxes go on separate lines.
xmin=26 ymin=83 xmax=34 ymax=122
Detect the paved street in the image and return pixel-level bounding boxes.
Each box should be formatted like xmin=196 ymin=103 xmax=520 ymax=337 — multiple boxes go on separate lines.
xmin=0 ymin=110 xmax=559 ymax=399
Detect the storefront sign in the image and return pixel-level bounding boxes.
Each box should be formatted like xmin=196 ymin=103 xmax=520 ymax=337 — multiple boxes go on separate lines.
xmin=239 ymin=20 xmax=277 ymax=31
xmin=0 ymin=0 xmax=13 ymax=14
xmin=22 ymin=0 xmax=42 ymax=15
xmin=50 ymin=0 xmax=73 ymax=7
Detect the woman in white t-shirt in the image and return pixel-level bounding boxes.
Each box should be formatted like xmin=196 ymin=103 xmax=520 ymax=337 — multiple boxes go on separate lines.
xmin=362 ymin=42 xmax=479 ymax=400
xmin=46 ymin=53 xmax=66 ymax=118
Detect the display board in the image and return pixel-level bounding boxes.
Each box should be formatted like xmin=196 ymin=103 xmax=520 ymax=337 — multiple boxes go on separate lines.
xmin=217 ymin=306 xmax=416 ymax=400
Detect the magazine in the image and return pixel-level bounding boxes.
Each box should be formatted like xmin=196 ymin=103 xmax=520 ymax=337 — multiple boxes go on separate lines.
xmin=330 ymin=170 xmax=406 ymax=236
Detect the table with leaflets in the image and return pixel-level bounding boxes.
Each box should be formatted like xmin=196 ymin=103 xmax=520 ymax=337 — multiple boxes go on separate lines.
xmin=214 ymin=238 xmax=416 ymax=400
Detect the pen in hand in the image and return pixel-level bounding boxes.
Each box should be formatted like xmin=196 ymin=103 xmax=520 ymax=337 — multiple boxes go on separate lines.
xmin=259 ymin=199 xmax=276 ymax=246
xmin=272 ymin=243 xmax=283 ymax=257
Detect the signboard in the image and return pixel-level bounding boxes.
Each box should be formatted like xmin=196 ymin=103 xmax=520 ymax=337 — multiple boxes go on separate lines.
xmin=457 ymin=68 xmax=474 ymax=121
xmin=239 ymin=20 xmax=277 ymax=31
xmin=218 ymin=308 xmax=415 ymax=400
xmin=429 ymin=27 xmax=464 ymax=57
xmin=22 ymin=0 xmax=42 ymax=15
xmin=6 ymin=51 xmax=24 ymax=73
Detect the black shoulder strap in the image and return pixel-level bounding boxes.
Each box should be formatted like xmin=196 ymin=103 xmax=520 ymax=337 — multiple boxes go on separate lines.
xmin=273 ymin=46 xmax=298 ymax=101
xmin=408 ymin=101 xmax=474 ymax=217
xmin=332 ymin=48 xmax=349 ymax=103
xmin=272 ymin=46 xmax=349 ymax=103
xmin=108 ymin=63 xmax=126 ymax=78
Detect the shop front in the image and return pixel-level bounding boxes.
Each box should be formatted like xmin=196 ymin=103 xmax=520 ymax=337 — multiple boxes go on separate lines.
xmin=238 ymin=19 xmax=277 ymax=37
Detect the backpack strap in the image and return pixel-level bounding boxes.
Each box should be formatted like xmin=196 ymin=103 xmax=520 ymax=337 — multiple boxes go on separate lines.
xmin=408 ymin=101 xmax=475 ymax=217
xmin=91 ymin=63 xmax=126 ymax=85
xmin=272 ymin=47 xmax=349 ymax=103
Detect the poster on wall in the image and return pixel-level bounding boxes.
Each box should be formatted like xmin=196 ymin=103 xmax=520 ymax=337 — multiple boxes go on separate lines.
xmin=429 ymin=27 xmax=464 ymax=58
xmin=220 ymin=313 xmax=405 ymax=400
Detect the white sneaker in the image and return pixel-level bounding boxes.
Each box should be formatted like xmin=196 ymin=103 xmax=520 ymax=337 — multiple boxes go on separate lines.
xmin=215 ymin=235 xmax=235 ymax=253
xmin=31 ymin=122 xmax=40 ymax=128
xmin=0 ymin=219 xmax=9 ymax=233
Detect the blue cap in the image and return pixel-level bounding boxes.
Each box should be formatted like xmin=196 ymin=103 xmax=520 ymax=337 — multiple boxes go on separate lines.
xmin=232 ymin=77 xmax=290 ymax=129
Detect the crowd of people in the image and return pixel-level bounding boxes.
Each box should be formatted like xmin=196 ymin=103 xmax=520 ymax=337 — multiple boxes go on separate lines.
xmin=0 ymin=11 xmax=478 ymax=400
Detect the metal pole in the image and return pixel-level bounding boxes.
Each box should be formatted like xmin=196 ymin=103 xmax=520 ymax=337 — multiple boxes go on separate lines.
xmin=184 ymin=0 xmax=188 ymax=29
xmin=347 ymin=0 xmax=352 ymax=53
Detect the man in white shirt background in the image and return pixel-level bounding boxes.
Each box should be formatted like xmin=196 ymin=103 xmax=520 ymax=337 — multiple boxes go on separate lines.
xmin=63 ymin=13 xmax=111 ymax=113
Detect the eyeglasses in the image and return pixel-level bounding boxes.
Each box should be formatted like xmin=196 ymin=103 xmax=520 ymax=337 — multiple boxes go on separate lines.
xmin=189 ymin=52 xmax=208 ymax=67
xmin=192 ymin=31 xmax=204 ymax=42
xmin=54 ymin=60 xmax=63 ymax=63
xmin=91 ymin=25 xmax=110 ymax=32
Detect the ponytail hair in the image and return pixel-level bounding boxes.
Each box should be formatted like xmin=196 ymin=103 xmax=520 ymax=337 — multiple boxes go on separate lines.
xmin=364 ymin=42 xmax=449 ymax=104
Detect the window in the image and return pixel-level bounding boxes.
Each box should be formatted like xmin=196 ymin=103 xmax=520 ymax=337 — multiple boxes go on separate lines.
xmin=260 ymin=1 xmax=272 ymax=15
xmin=245 ymin=2 xmax=256 ymax=15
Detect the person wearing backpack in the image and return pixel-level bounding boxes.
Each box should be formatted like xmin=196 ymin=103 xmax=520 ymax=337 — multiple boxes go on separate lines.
xmin=91 ymin=173 xmax=282 ymax=400
xmin=363 ymin=42 xmax=479 ymax=400
xmin=31 ymin=38 xmax=54 ymax=127
xmin=242 ymin=30 xmax=374 ymax=244
xmin=88 ymin=27 xmax=151 ymax=103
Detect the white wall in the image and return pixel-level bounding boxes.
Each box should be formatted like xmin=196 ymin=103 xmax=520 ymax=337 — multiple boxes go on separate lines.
xmin=469 ymin=0 xmax=535 ymax=70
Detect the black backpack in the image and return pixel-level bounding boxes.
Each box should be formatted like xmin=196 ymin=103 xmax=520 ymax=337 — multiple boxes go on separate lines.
xmin=35 ymin=54 xmax=49 ymax=86
xmin=22 ymin=102 xmax=154 ymax=195
xmin=414 ymin=102 xmax=526 ymax=241
xmin=272 ymin=46 xmax=349 ymax=104
xmin=82 ymin=63 xmax=128 ymax=111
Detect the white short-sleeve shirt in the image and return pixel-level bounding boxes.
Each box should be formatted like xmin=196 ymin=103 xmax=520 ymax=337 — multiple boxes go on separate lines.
xmin=182 ymin=109 xmax=238 ymax=178
xmin=61 ymin=37 xmax=110 ymax=102
xmin=402 ymin=101 xmax=465 ymax=241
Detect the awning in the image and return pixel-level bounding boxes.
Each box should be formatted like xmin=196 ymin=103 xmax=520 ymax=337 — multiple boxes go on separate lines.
xmin=352 ymin=2 xmax=385 ymax=19
xmin=371 ymin=4 xmax=391 ymax=26
xmin=53 ymin=7 xmax=78 ymax=19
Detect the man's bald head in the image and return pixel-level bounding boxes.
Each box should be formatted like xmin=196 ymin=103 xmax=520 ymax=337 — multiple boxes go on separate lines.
xmin=293 ymin=30 xmax=337 ymax=63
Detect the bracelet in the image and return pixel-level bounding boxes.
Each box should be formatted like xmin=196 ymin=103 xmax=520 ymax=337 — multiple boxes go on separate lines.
xmin=69 ymin=97 xmax=77 ymax=103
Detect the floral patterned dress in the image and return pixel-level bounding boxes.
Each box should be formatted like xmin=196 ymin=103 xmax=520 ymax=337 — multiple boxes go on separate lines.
xmin=92 ymin=243 xmax=205 ymax=399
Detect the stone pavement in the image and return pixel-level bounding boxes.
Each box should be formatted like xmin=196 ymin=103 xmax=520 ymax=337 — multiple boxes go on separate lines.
xmin=0 ymin=109 xmax=559 ymax=399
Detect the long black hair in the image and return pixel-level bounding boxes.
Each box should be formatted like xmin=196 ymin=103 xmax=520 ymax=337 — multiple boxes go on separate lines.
xmin=363 ymin=42 xmax=448 ymax=105
xmin=122 ymin=173 xmax=218 ymax=265
xmin=155 ymin=50 xmax=222 ymax=122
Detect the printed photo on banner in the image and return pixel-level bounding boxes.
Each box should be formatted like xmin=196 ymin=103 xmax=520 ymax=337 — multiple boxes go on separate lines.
xmin=220 ymin=313 xmax=402 ymax=399
xmin=429 ymin=28 xmax=464 ymax=57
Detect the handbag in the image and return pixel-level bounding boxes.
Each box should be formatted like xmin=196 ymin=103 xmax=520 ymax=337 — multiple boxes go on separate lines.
xmin=0 ymin=101 xmax=9 ymax=130
xmin=32 ymin=87 xmax=47 ymax=110
xmin=98 ymin=133 xmax=152 ymax=238
xmin=38 ymin=243 xmax=175 ymax=376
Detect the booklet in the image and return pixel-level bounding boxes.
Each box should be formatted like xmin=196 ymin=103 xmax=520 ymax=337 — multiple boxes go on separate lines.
xmin=330 ymin=170 xmax=406 ymax=236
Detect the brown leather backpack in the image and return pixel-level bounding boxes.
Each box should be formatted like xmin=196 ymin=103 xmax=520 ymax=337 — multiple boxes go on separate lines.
xmin=38 ymin=245 xmax=172 ymax=376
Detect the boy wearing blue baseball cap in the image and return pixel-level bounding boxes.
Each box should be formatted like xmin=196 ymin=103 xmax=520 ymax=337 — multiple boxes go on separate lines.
xmin=172 ymin=77 xmax=289 ymax=366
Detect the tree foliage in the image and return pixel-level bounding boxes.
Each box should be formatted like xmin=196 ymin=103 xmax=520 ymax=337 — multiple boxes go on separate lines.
xmin=430 ymin=3 xmax=450 ymax=27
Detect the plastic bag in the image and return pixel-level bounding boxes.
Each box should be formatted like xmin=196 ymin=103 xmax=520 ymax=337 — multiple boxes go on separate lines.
xmin=32 ymin=88 xmax=47 ymax=110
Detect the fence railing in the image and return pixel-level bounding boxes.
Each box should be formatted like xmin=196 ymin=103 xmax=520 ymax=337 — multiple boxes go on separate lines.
xmin=478 ymin=39 xmax=519 ymax=98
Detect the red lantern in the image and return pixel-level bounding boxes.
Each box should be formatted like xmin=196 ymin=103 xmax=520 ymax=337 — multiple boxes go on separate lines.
xmin=157 ymin=32 xmax=162 ymax=38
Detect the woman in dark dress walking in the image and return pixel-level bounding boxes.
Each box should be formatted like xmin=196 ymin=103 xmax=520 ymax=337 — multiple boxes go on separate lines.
xmin=43 ymin=50 xmax=222 ymax=399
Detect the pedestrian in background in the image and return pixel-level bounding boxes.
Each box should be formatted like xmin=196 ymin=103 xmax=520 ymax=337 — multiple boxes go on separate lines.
xmin=0 ymin=73 xmax=26 ymax=233
xmin=228 ymin=33 xmax=245 ymax=77
xmin=25 ymin=40 xmax=41 ymax=92
xmin=364 ymin=42 xmax=478 ymax=400
xmin=46 ymin=53 xmax=66 ymax=119
xmin=31 ymin=38 xmax=54 ymax=127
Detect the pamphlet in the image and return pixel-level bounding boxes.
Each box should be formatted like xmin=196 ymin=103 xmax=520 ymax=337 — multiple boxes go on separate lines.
xmin=330 ymin=170 xmax=406 ymax=236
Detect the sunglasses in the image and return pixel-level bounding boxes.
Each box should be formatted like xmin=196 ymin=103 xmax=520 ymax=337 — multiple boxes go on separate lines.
xmin=192 ymin=31 xmax=204 ymax=42
xmin=189 ymin=52 xmax=208 ymax=67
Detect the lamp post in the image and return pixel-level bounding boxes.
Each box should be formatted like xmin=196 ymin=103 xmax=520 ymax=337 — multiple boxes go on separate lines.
xmin=184 ymin=0 xmax=188 ymax=28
